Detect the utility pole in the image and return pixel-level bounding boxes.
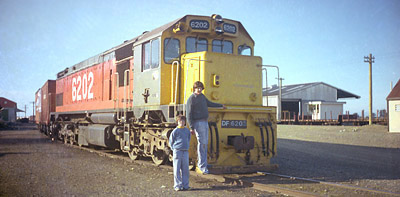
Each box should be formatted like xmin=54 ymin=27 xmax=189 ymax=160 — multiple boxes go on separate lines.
xmin=277 ymin=77 xmax=284 ymax=121
xmin=364 ymin=53 xmax=375 ymax=125
xmin=31 ymin=101 xmax=35 ymax=121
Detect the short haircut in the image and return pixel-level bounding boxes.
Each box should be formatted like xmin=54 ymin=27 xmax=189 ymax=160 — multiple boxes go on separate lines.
xmin=193 ymin=81 xmax=204 ymax=90
xmin=176 ymin=115 xmax=186 ymax=123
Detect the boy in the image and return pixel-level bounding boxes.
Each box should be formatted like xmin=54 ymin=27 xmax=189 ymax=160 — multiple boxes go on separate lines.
xmin=169 ymin=115 xmax=191 ymax=191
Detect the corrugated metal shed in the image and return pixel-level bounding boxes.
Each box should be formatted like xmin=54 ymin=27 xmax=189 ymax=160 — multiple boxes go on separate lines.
xmin=263 ymin=82 xmax=360 ymax=99
xmin=262 ymin=82 xmax=360 ymax=120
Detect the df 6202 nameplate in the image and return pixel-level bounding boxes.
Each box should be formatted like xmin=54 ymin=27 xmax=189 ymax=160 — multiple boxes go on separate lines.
xmin=221 ymin=120 xmax=247 ymax=129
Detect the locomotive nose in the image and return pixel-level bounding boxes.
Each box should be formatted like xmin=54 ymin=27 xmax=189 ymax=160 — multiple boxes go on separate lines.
xmin=182 ymin=52 xmax=263 ymax=106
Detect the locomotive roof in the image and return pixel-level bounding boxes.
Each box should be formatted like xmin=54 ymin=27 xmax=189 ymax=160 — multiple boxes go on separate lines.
xmin=57 ymin=15 xmax=252 ymax=79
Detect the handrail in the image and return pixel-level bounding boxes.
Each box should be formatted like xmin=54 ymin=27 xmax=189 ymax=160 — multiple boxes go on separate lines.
xmin=114 ymin=72 xmax=121 ymax=121
xmin=260 ymin=65 xmax=281 ymax=121
xmin=123 ymin=69 xmax=129 ymax=123
xmin=171 ymin=61 xmax=180 ymax=104
xmin=262 ymin=68 xmax=268 ymax=106
xmin=115 ymin=56 xmax=133 ymax=64
xmin=174 ymin=61 xmax=179 ymax=105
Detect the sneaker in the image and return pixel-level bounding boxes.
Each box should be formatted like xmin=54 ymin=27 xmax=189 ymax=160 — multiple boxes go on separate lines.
xmin=183 ymin=187 xmax=191 ymax=191
xmin=174 ymin=188 xmax=182 ymax=191
xmin=195 ymin=167 xmax=210 ymax=175
xmin=195 ymin=167 xmax=205 ymax=175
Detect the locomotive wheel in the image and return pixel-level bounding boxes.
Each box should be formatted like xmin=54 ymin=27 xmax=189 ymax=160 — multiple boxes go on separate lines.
xmin=128 ymin=148 xmax=140 ymax=161
xmin=152 ymin=150 xmax=167 ymax=166
xmin=69 ymin=135 xmax=74 ymax=145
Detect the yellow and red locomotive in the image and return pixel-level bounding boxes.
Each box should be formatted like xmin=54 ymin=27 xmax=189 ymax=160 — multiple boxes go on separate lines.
xmin=35 ymin=14 xmax=277 ymax=173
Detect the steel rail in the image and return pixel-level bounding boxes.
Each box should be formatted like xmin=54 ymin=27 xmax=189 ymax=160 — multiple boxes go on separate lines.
xmin=58 ymin=140 xmax=318 ymax=197
xmin=258 ymin=171 xmax=400 ymax=196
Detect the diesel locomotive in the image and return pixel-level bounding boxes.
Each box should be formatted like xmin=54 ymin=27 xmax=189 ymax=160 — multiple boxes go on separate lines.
xmin=35 ymin=14 xmax=277 ymax=173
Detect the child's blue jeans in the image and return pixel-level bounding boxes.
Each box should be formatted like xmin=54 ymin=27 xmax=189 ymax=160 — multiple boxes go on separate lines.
xmin=173 ymin=149 xmax=189 ymax=189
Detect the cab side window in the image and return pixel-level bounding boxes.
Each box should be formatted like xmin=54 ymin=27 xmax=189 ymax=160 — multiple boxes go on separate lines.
xmin=186 ymin=37 xmax=208 ymax=53
xmin=142 ymin=38 xmax=160 ymax=71
xmin=164 ymin=38 xmax=180 ymax=63
xmin=143 ymin=42 xmax=151 ymax=70
xmin=151 ymin=39 xmax=159 ymax=68
xmin=238 ymin=45 xmax=252 ymax=56
xmin=212 ymin=40 xmax=233 ymax=54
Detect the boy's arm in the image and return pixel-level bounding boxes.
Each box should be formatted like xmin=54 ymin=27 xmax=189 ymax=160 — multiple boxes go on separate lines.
xmin=168 ymin=130 xmax=175 ymax=149
xmin=205 ymin=97 xmax=223 ymax=108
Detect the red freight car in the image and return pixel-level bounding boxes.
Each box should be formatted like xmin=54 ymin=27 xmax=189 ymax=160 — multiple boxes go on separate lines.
xmin=35 ymin=80 xmax=56 ymax=135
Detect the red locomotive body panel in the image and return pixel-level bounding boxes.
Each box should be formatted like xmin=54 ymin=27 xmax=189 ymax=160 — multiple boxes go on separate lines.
xmin=35 ymin=80 xmax=56 ymax=125
xmin=55 ymin=59 xmax=134 ymax=113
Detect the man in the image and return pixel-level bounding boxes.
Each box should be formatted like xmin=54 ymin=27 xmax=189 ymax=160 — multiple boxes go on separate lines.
xmin=186 ymin=81 xmax=224 ymax=174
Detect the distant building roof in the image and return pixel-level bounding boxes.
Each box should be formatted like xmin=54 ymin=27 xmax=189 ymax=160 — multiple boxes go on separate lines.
xmin=0 ymin=97 xmax=17 ymax=108
xmin=263 ymin=82 xmax=360 ymax=99
xmin=387 ymin=79 xmax=400 ymax=100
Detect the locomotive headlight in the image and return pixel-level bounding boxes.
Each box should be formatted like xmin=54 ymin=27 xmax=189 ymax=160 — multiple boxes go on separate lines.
xmin=212 ymin=14 xmax=224 ymax=24
xmin=213 ymin=74 xmax=220 ymax=87
xmin=215 ymin=26 xmax=224 ymax=35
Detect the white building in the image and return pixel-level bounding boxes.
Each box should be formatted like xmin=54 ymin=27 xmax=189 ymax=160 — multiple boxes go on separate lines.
xmin=387 ymin=79 xmax=400 ymax=133
xmin=263 ymin=82 xmax=360 ymax=120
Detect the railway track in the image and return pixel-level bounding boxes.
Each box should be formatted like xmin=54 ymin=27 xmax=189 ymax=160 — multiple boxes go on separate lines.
xmin=64 ymin=142 xmax=400 ymax=197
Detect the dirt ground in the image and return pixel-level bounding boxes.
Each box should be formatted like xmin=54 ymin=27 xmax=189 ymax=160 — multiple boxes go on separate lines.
xmin=0 ymin=124 xmax=274 ymax=197
xmin=1 ymin=124 xmax=399 ymax=196
xmin=277 ymin=124 xmax=400 ymax=148
xmin=272 ymin=124 xmax=400 ymax=194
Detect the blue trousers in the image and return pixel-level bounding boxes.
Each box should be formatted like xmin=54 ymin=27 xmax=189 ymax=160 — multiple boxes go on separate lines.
xmin=193 ymin=120 xmax=209 ymax=173
xmin=173 ymin=149 xmax=189 ymax=189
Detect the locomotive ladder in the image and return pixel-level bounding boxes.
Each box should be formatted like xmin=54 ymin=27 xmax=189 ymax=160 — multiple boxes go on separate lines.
xmin=122 ymin=69 xmax=131 ymax=151
xmin=122 ymin=123 xmax=130 ymax=151
xmin=113 ymin=69 xmax=130 ymax=123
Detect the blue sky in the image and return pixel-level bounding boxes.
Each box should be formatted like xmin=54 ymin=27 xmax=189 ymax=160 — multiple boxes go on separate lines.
xmin=1 ymin=0 xmax=399 ymax=117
